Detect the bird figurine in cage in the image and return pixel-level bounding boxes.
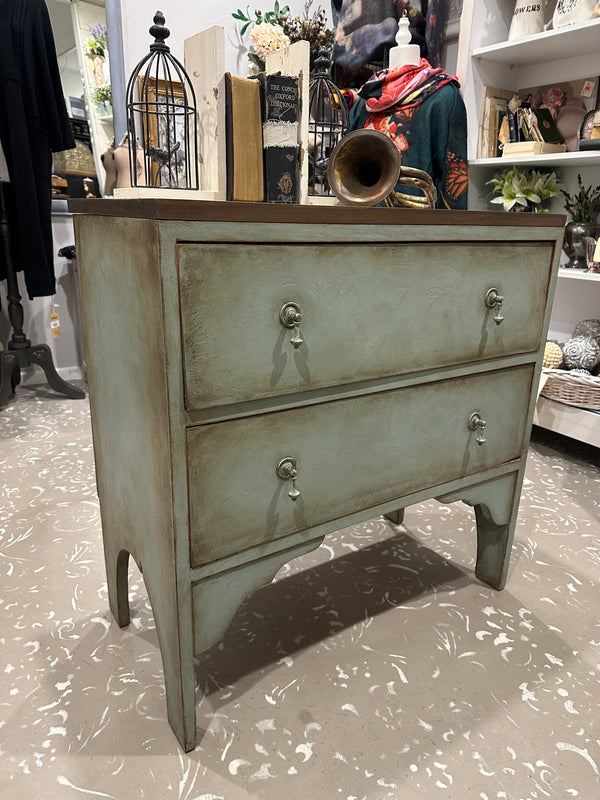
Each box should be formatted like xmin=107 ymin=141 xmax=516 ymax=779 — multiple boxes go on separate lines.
xmin=124 ymin=11 xmax=199 ymax=192
xmin=308 ymin=47 xmax=349 ymax=196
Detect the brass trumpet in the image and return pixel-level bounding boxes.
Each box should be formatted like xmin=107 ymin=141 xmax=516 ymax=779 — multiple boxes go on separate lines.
xmin=327 ymin=128 xmax=437 ymax=209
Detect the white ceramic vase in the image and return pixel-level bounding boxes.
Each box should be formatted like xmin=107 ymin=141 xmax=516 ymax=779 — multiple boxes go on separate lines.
xmin=508 ymin=0 xmax=545 ymax=40
xmin=553 ymin=0 xmax=597 ymax=28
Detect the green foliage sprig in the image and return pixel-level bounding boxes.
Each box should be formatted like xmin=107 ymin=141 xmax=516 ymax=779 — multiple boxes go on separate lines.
xmin=487 ymin=167 xmax=564 ymax=212
xmin=561 ymin=174 xmax=600 ymax=223
xmin=232 ymin=1 xmax=290 ymax=36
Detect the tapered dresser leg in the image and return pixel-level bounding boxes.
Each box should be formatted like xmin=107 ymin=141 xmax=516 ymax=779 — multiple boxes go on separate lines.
xmin=384 ymin=509 xmax=405 ymax=525
xmin=152 ymin=600 xmax=197 ymax=751
xmin=104 ymin=546 xmax=131 ymax=627
xmin=104 ymin=544 xmax=197 ymax=750
xmin=436 ymin=471 xmax=521 ymax=591
xmin=473 ymin=502 xmax=518 ymax=591
xmin=143 ymin=565 xmax=197 ymax=752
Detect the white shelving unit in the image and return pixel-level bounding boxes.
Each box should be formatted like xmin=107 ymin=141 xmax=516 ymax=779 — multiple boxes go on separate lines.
xmin=458 ymin=0 xmax=600 ymax=447
xmin=70 ymin=0 xmax=113 ymax=194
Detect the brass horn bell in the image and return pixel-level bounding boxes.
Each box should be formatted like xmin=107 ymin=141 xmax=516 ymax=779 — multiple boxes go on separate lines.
xmin=327 ymin=128 xmax=437 ymax=209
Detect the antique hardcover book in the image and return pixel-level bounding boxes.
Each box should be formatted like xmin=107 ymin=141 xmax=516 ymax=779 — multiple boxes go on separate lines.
xmin=255 ymin=73 xmax=300 ymax=204
xmin=478 ymin=86 xmax=514 ymax=158
xmin=224 ymin=73 xmax=265 ymax=201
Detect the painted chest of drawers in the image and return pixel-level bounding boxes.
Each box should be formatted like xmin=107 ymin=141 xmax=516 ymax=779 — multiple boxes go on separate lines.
xmin=70 ymin=199 xmax=563 ymax=751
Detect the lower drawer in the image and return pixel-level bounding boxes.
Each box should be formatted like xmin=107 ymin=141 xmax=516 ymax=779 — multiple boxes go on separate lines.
xmin=187 ymin=365 xmax=534 ymax=567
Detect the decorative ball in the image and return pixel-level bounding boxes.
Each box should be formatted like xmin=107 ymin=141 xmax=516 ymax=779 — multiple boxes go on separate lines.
xmin=562 ymin=336 xmax=600 ymax=371
xmin=573 ymin=318 xmax=600 ymax=346
xmin=543 ymin=341 xmax=564 ymax=368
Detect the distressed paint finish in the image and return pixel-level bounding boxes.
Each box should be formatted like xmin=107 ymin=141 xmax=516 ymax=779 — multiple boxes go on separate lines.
xmin=69 ymin=199 xmax=563 ymax=752
xmin=74 ymin=215 xmax=196 ymax=750
xmin=187 ymin=365 xmax=533 ymax=567
xmin=177 ymin=242 xmax=552 ymax=411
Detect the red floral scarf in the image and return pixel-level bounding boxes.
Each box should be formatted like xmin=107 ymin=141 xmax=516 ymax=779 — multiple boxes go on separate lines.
xmin=360 ymin=58 xmax=459 ymax=113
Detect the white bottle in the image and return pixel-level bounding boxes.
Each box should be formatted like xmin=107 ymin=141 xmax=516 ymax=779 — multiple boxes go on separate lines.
xmin=388 ymin=15 xmax=421 ymax=69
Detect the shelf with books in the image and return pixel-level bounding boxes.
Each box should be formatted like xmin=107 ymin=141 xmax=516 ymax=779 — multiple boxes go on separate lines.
xmin=474 ymin=77 xmax=599 ymax=163
xmin=459 ymin=0 xmax=600 ymax=447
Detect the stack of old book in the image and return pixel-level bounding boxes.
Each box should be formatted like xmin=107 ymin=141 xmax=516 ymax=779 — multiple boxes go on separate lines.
xmin=225 ymin=72 xmax=301 ymax=203
xmin=502 ymin=98 xmax=567 ymax=157
xmin=478 ymin=86 xmax=567 ymax=158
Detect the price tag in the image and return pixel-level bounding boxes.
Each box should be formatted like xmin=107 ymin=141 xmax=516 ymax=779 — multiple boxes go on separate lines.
xmin=50 ymin=298 xmax=60 ymax=338
xmin=594 ymin=239 xmax=600 ymax=264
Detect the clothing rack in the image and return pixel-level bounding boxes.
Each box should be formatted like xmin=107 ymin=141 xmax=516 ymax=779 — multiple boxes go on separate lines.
xmin=0 ymin=181 xmax=85 ymax=407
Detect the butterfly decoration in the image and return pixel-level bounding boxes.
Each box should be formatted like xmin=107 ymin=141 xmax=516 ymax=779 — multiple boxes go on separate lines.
xmin=445 ymin=150 xmax=468 ymax=203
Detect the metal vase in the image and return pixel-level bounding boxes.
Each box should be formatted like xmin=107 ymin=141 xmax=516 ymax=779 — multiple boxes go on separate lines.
xmin=563 ymin=221 xmax=600 ymax=269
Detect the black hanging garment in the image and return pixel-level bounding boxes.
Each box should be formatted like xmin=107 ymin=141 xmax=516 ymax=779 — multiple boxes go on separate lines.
xmin=0 ymin=0 xmax=75 ymax=299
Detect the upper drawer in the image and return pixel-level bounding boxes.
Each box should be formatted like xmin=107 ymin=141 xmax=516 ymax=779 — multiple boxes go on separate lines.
xmin=177 ymin=241 xmax=552 ymax=411
xmin=186 ymin=364 xmax=533 ymax=567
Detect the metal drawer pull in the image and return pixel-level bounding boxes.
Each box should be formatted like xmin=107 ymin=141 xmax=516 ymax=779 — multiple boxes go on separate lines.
xmin=485 ymin=287 xmax=504 ymax=324
xmin=276 ymin=457 xmax=301 ymax=500
xmin=468 ymin=412 xmax=487 ymax=445
xmin=279 ymin=302 xmax=304 ymax=348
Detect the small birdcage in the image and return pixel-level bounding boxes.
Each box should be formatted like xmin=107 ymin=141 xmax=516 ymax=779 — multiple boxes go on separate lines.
xmin=308 ymin=47 xmax=349 ymax=196
xmin=125 ymin=11 xmax=198 ymax=190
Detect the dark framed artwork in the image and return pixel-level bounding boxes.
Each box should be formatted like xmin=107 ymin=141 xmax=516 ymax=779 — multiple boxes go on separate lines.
xmin=137 ymin=76 xmax=188 ymax=187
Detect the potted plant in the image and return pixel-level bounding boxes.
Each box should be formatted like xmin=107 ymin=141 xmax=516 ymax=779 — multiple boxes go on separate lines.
xmin=561 ymin=174 xmax=600 ymax=268
xmin=91 ymin=84 xmax=112 ymax=117
xmin=486 ymin=167 xmax=563 ymax=212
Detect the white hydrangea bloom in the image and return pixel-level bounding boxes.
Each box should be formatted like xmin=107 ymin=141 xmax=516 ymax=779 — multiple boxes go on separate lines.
xmin=250 ymin=23 xmax=290 ymax=59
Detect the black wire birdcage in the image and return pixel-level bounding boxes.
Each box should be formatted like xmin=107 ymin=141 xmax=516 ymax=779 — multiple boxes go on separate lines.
xmin=308 ymin=47 xmax=349 ymax=196
xmin=125 ymin=11 xmax=198 ymax=190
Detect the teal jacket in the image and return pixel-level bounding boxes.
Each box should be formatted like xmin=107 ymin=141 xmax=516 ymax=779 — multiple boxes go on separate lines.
xmin=349 ymin=83 xmax=468 ymax=209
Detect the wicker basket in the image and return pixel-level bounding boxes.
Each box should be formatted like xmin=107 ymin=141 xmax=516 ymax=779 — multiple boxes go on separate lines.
xmin=540 ymin=368 xmax=600 ymax=411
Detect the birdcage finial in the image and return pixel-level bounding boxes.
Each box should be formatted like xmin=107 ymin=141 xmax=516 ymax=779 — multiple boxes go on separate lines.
xmin=149 ymin=11 xmax=170 ymax=51
xmin=313 ymin=47 xmax=331 ymax=77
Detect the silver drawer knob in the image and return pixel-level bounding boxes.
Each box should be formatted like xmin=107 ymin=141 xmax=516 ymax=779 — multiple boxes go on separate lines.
xmin=276 ymin=457 xmax=301 ymax=500
xmin=279 ymin=302 xmax=304 ymax=348
xmin=485 ymin=288 xmax=504 ymax=324
xmin=468 ymin=412 xmax=487 ymax=445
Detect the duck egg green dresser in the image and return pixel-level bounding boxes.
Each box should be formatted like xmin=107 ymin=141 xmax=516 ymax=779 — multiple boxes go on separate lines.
xmin=70 ymin=199 xmax=563 ymax=751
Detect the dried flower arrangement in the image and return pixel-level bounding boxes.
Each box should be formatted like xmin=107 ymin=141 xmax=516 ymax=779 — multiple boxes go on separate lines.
xmin=232 ymin=1 xmax=334 ymax=71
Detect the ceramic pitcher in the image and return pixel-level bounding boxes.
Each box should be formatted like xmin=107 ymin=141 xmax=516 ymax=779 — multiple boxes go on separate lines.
xmin=553 ymin=0 xmax=597 ymax=27
xmin=508 ymin=0 xmax=546 ymax=39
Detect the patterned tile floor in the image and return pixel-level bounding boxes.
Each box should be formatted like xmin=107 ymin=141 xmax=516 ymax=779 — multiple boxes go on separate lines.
xmin=1 ymin=383 xmax=599 ymax=800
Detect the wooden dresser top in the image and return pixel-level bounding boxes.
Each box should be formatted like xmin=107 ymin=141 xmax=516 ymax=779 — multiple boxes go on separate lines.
xmin=68 ymin=198 xmax=566 ymax=228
